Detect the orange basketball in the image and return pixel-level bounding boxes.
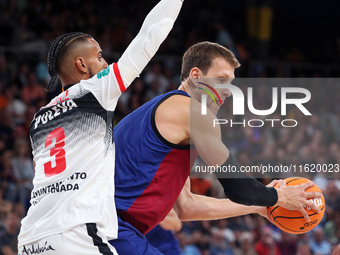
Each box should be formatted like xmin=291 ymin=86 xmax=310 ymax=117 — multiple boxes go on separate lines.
xmin=267 ymin=177 xmax=325 ymax=234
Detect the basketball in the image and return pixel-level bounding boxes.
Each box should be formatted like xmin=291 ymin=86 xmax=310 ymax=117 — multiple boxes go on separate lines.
xmin=267 ymin=177 xmax=325 ymax=234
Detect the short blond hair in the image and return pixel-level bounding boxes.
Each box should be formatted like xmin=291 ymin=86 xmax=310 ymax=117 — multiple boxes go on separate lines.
xmin=180 ymin=41 xmax=240 ymax=81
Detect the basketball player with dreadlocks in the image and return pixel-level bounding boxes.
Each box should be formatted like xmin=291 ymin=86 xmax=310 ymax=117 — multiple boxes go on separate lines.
xmin=17 ymin=0 xmax=184 ymax=254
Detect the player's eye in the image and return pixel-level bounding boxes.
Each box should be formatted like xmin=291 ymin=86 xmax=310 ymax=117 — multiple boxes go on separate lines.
xmin=219 ymin=78 xmax=233 ymax=84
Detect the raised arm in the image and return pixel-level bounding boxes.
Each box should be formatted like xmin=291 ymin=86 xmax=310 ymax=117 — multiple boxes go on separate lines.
xmin=118 ymin=0 xmax=183 ymax=87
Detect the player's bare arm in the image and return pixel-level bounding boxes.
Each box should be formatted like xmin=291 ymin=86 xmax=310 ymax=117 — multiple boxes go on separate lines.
xmin=174 ymin=177 xmax=267 ymax=221
xmin=158 ymin=209 xmax=182 ymax=232
xmin=154 ymin=94 xmax=191 ymax=146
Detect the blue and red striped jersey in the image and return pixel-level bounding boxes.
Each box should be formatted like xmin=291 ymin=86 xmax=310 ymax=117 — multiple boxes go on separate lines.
xmin=114 ymin=90 xmax=196 ymax=234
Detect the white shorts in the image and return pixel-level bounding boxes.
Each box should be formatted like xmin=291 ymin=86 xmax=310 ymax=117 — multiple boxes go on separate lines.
xmin=18 ymin=223 xmax=118 ymax=255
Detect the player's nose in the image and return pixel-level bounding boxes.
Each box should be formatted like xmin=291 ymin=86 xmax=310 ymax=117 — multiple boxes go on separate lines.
xmin=221 ymin=88 xmax=231 ymax=98
xmin=103 ymin=59 xmax=108 ymax=69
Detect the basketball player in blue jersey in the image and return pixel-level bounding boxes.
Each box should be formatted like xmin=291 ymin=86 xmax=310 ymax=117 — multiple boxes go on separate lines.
xmin=111 ymin=41 xmax=322 ymax=254
xmin=18 ymin=0 xmax=184 ymax=254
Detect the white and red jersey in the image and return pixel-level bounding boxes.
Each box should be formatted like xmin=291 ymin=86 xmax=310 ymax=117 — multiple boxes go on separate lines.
xmin=18 ymin=63 xmax=126 ymax=245
xmin=18 ymin=0 xmax=183 ymax=246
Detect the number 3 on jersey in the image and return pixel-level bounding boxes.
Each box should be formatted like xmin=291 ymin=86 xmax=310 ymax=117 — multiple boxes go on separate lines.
xmin=44 ymin=127 xmax=67 ymax=177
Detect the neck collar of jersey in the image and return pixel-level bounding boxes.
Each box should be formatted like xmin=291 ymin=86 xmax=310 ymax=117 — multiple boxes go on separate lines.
xmin=63 ymin=84 xmax=75 ymax=92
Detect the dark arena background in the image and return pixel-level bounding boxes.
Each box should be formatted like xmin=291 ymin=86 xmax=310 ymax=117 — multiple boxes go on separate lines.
xmin=0 ymin=0 xmax=339 ymax=254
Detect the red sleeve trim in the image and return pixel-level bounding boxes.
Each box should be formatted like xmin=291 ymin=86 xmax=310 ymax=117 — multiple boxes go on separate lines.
xmin=113 ymin=63 xmax=126 ymax=93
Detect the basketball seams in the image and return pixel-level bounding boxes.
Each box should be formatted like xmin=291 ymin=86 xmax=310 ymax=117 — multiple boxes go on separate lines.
xmin=285 ymin=177 xmax=303 ymax=185
xmin=274 ymin=219 xmax=306 ymax=234
xmin=268 ymin=206 xmax=279 ymax=218
xmin=273 ymin=205 xmax=324 ymax=220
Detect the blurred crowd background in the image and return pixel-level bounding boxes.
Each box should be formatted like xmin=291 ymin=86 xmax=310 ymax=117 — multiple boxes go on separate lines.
xmin=0 ymin=0 xmax=339 ymax=254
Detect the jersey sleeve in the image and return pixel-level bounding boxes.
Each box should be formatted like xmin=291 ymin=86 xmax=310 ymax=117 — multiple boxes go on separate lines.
xmin=76 ymin=0 xmax=184 ymax=111
xmin=79 ymin=63 xmax=125 ymax=111
xmin=117 ymin=0 xmax=183 ymax=88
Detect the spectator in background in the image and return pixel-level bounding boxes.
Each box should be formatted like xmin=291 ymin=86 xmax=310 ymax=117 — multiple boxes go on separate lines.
xmin=23 ymin=105 xmax=38 ymax=132
xmin=176 ymin=231 xmax=201 ymax=255
xmin=3 ymin=88 xmax=26 ymax=126
xmin=0 ymin=191 xmax=12 ymax=224
xmin=0 ymin=150 xmax=17 ymax=205
xmin=0 ymin=211 xmax=20 ymax=255
xmin=12 ymin=13 xmax=36 ymax=46
xmin=329 ymin=142 xmax=340 ymax=165
xmin=11 ymin=138 xmax=34 ymax=213
xmin=214 ymin=21 xmax=237 ymax=57
xmin=15 ymin=65 xmax=30 ymax=89
xmin=126 ymin=93 xmax=142 ymax=114
xmin=191 ymin=228 xmax=210 ymax=254
xmin=278 ymin=232 xmax=297 ymax=255
xmin=336 ymin=227 xmax=340 ymax=252
xmin=255 ymin=226 xmax=281 ymax=255
xmin=20 ymin=73 xmax=46 ymax=106
xmin=309 ymin=228 xmax=332 ymax=255
xmin=190 ymin=177 xmax=212 ymax=197
xmin=234 ymin=231 xmax=256 ymax=255
xmin=117 ymin=79 xmax=146 ymax=115
xmin=325 ymin=205 xmax=340 ymax=245
xmin=0 ymin=85 xmax=7 ymax=110
xmin=285 ymin=46 xmax=305 ymax=63
xmin=296 ymin=242 xmax=312 ymax=255
xmin=324 ymin=180 xmax=340 ymax=209
xmin=145 ymin=80 xmax=161 ymax=100
xmin=144 ymin=62 xmax=170 ymax=94
xmin=209 ymin=229 xmax=235 ymax=255
xmin=332 ymin=244 xmax=340 ymax=255
xmin=0 ymin=57 xmax=11 ymax=90
xmin=115 ymin=78 xmax=147 ymax=123
xmin=211 ymin=219 xmax=236 ymax=246
xmin=0 ymin=110 xmax=13 ymax=149
xmin=35 ymin=58 xmax=50 ymax=86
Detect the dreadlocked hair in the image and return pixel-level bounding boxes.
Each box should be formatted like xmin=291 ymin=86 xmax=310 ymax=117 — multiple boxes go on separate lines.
xmin=46 ymin=32 xmax=92 ymax=92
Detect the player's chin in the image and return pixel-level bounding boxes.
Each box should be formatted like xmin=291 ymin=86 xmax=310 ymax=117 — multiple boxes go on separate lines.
xmin=207 ymin=102 xmax=220 ymax=115
xmin=210 ymin=106 xmax=219 ymax=115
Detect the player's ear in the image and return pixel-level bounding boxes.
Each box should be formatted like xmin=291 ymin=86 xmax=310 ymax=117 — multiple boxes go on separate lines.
xmin=187 ymin=67 xmax=202 ymax=89
xmin=189 ymin=67 xmax=201 ymax=80
xmin=75 ymin=57 xmax=88 ymax=74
